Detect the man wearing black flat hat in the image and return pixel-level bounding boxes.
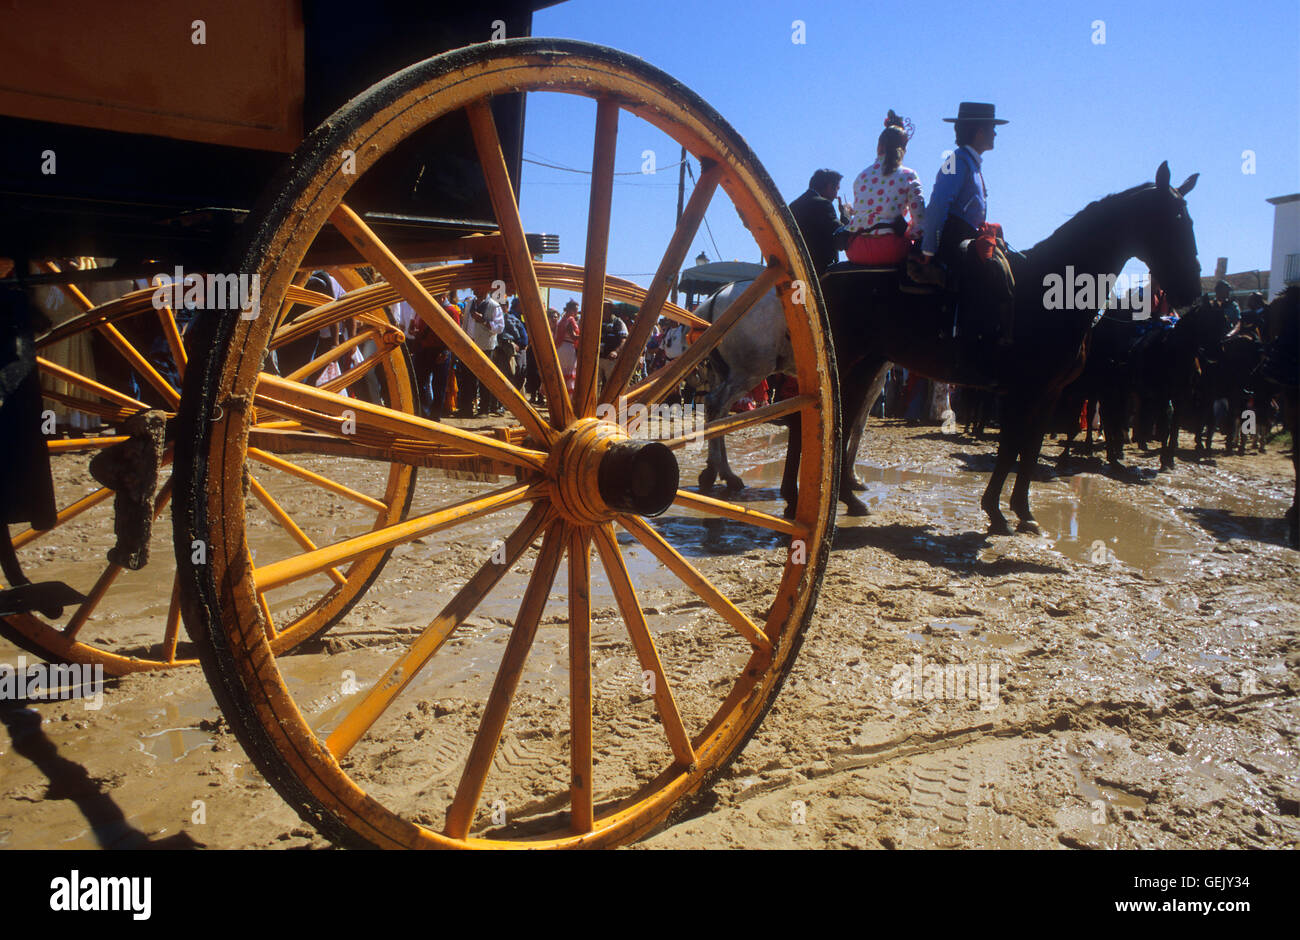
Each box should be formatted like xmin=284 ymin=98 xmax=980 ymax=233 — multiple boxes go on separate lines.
xmin=913 ymin=102 xmax=1016 ymax=346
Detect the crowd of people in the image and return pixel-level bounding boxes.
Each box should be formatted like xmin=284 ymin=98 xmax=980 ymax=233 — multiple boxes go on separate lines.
xmin=385 ymin=288 xmax=672 ymax=419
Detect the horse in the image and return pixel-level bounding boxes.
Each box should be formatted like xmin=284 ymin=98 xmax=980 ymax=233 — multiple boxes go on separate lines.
xmin=1128 ymin=296 xmax=1228 ymax=467
xmin=691 ymin=287 xmax=888 ymax=496
xmin=1194 ymin=330 xmax=1265 ymax=454
xmin=1052 ymin=313 xmax=1155 ymax=467
xmin=806 ymin=162 xmax=1201 ymax=533
xmin=1259 ymin=286 xmax=1299 ymax=545
xmin=700 ymin=163 xmax=1201 ymax=535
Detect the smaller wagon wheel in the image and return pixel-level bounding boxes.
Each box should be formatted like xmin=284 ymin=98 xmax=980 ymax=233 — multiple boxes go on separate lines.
xmin=0 ymin=269 xmax=418 ymax=673
xmin=176 ymin=39 xmax=839 ymax=847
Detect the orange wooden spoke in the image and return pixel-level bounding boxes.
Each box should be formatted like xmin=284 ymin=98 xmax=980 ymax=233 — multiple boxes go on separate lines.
xmin=62 ymin=563 xmax=121 ymax=640
xmin=95 ymin=320 xmax=181 ymax=409
xmin=325 ymin=503 xmax=552 ymax=761
xmin=62 ymin=466 xmax=171 ymax=639
xmin=601 ymin=162 xmax=723 ymax=404
xmin=568 ymin=527 xmax=595 ymax=833
xmin=660 ymin=394 xmax=816 ymax=449
xmin=37 ymin=356 xmax=149 ymax=412
xmin=248 ymin=476 xmax=347 ymax=588
xmin=591 ymin=524 xmax=695 ymax=767
xmin=573 ymin=98 xmax=620 ymax=418
xmin=41 ymin=262 xmax=95 ymax=312
xmin=156 ymin=304 xmax=187 ymax=377
xmin=246 ymin=448 xmax=388 ymax=513
xmin=162 ymin=578 xmax=183 ymax=663
xmin=465 ymin=99 xmax=573 ymax=429
xmin=11 ymin=487 xmax=113 ymax=550
xmin=671 ymin=489 xmax=808 ymax=538
xmin=270 ymin=292 xmax=409 ymax=349
xmin=328 ymin=266 xmax=369 ymax=292
xmin=283 ymin=328 xmax=382 ymax=383
xmin=327 ymin=202 xmax=553 ymax=444
xmin=315 ymin=344 xmax=392 ymax=398
xmin=618 ymin=515 xmax=771 ymax=651
xmin=254 ymin=371 xmax=547 ymax=472
xmin=253 ymin=481 xmax=540 ymax=592
xmin=44 ymin=436 xmax=129 ymax=454
xmin=626 ymin=266 xmax=784 ymax=406
xmin=445 ymin=517 xmax=567 ymax=839
xmin=38 ymin=391 xmax=134 ymax=425
xmin=534 ymin=261 xmax=709 ymax=329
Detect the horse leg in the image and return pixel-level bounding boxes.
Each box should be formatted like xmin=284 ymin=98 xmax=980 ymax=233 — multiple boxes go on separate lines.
xmin=1102 ymin=391 xmax=1126 ymax=468
xmin=845 ymin=399 xmax=868 ymax=491
xmin=718 ymin=433 xmax=745 ymax=492
xmin=1160 ymin=398 xmax=1178 ymax=470
xmin=837 ymin=360 xmax=882 ymax=516
xmin=1011 ymin=419 xmax=1047 ymax=534
xmin=982 ymin=408 xmax=1021 ymax=535
xmin=700 ymin=379 xmax=747 ymax=492
xmin=846 ymin=363 xmax=888 ymax=490
xmin=699 ymin=439 xmax=719 ymax=490
xmin=780 ymin=411 xmax=801 ymax=517
xmin=698 ymin=386 xmax=724 ymax=490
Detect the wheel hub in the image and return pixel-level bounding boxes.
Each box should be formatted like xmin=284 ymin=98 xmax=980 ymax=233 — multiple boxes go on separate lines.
xmin=550 ymin=418 xmax=679 ymax=524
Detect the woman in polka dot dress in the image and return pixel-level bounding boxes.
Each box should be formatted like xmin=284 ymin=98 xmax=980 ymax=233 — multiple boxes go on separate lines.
xmin=845 ymin=111 xmax=925 ymax=266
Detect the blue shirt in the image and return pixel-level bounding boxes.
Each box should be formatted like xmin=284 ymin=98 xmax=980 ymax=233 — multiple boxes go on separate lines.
xmin=921 ymin=145 xmax=987 ymax=256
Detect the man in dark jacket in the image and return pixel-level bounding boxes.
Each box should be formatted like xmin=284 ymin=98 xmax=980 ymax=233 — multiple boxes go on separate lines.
xmin=788 ymin=169 xmax=849 ymax=276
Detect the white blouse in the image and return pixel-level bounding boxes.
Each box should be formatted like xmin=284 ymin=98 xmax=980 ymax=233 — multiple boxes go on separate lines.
xmin=849 ymin=160 xmax=926 ymax=236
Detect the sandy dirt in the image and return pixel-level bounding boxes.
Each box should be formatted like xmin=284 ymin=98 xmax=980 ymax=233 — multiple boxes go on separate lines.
xmin=2 ymin=417 xmax=1297 ymax=849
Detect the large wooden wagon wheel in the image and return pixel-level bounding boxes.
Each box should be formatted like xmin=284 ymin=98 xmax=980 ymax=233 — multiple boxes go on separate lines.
xmin=0 ymin=270 xmax=418 ymax=673
xmin=175 ymin=38 xmax=839 ymax=847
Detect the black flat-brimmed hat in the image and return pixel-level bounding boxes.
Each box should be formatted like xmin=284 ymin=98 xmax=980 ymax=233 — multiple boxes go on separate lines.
xmin=943 ymin=102 xmax=1009 ymax=124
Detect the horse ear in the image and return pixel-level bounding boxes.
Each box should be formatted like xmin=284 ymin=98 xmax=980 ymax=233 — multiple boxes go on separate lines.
xmin=1155 ymin=161 xmax=1171 ymax=190
xmin=1177 ymin=173 xmax=1198 ymax=197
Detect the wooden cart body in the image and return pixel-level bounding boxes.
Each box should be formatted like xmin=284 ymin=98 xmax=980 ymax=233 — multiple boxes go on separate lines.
xmin=0 ymin=0 xmax=559 ymax=269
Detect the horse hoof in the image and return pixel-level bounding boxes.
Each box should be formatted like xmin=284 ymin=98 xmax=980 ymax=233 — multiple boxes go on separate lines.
xmin=723 ymin=476 xmax=745 ymax=492
xmin=850 ymin=478 xmax=867 ymax=492
xmin=1016 ymin=520 xmax=1044 ymax=536
xmin=697 ymin=471 xmax=716 ymax=490
xmin=844 ymin=498 xmax=870 ymax=517
xmin=987 ymin=519 xmax=1012 ymax=536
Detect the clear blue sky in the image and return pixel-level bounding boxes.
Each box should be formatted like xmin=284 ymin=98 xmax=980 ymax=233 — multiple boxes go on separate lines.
xmin=516 ymin=0 xmax=1298 ymax=301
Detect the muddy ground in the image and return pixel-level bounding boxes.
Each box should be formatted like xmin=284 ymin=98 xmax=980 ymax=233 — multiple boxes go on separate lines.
xmin=1 ymin=417 xmax=1297 ymax=849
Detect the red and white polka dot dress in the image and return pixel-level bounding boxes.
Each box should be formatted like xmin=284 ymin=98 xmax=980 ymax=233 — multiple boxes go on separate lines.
xmin=849 ymin=160 xmax=926 ymax=236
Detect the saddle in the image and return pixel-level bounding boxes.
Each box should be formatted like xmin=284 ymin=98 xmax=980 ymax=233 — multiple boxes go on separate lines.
xmin=823 ymin=260 xmax=942 ymax=295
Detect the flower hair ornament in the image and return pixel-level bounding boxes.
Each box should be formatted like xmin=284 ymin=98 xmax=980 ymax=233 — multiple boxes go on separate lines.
xmin=884 ymin=110 xmax=915 ymax=142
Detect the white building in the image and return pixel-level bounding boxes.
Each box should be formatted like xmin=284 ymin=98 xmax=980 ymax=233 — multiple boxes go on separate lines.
xmin=1266 ymin=193 xmax=1300 ymax=300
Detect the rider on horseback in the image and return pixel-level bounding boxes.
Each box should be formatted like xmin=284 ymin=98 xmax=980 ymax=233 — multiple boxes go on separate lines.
xmin=912 ymin=102 xmax=1016 ymax=347
xmin=844 ymin=111 xmax=925 ymax=266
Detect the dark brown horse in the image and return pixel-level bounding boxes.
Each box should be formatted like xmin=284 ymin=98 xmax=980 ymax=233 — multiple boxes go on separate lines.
xmin=1127 ymin=296 xmax=1227 ymax=468
xmin=784 ymin=162 xmax=1202 ymax=534
xmin=1260 ymin=287 xmax=1299 ymax=545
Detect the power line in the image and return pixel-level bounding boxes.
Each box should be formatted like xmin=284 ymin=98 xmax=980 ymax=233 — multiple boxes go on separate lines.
xmin=523 ymin=154 xmax=687 ymax=176
xmin=685 ymin=160 xmax=722 ymax=262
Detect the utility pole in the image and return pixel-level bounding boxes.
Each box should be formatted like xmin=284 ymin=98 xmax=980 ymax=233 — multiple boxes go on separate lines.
xmin=670 ymin=145 xmax=686 ymax=306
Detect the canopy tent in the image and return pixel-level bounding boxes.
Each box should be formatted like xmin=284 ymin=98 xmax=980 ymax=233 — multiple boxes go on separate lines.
xmin=676 ymin=261 xmax=766 ymax=308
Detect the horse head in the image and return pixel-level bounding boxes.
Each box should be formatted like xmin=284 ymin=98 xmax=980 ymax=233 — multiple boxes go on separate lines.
xmin=1132 ymin=162 xmax=1201 ymax=307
